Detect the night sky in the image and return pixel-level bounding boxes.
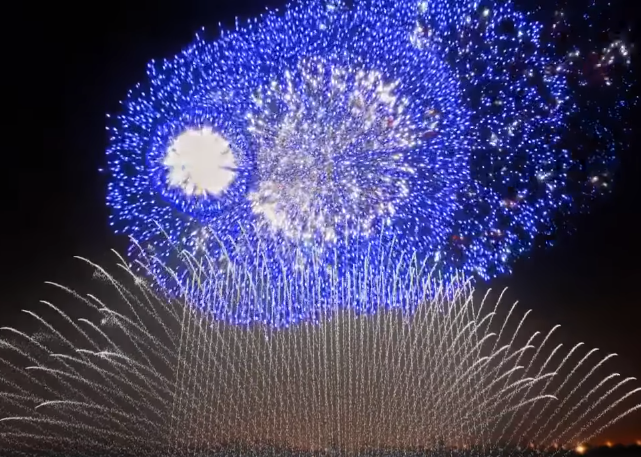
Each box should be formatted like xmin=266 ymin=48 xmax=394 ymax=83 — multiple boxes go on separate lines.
xmin=3 ymin=0 xmax=640 ymax=446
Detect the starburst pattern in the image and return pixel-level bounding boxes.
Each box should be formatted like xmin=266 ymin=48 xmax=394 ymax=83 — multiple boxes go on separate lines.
xmin=247 ymin=58 xmax=455 ymax=244
xmin=105 ymin=0 xmax=632 ymax=302
xmin=163 ymin=127 xmax=237 ymax=197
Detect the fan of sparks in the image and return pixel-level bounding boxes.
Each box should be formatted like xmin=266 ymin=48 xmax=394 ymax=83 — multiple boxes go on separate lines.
xmin=106 ymin=0 xmax=633 ymax=293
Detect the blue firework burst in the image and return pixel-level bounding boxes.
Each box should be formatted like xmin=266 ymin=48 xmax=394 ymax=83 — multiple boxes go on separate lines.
xmin=106 ymin=0 xmax=632 ymax=323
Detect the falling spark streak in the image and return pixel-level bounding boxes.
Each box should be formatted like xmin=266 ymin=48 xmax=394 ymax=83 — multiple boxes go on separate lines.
xmin=536 ymin=352 xmax=619 ymax=444
xmin=0 ymin=251 xmax=639 ymax=455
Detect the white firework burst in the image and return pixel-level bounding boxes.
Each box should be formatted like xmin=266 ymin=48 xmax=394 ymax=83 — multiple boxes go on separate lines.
xmin=163 ymin=127 xmax=237 ymax=197
xmin=247 ymin=58 xmax=427 ymax=245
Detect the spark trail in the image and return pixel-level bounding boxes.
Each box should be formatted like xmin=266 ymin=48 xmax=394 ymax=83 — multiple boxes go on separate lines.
xmin=0 ymin=250 xmax=638 ymax=455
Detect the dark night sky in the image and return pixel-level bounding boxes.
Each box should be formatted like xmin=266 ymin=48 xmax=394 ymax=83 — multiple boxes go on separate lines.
xmin=3 ymin=0 xmax=640 ymax=446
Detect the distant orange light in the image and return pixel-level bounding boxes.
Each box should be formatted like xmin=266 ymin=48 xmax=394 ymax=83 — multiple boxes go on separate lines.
xmin=575 ymin=444 xmax=587 ymax=455
xmin=605 ymin=441 xmax=612 ymax=447
xmin=637 ymin=440 xmax=641 ymax=446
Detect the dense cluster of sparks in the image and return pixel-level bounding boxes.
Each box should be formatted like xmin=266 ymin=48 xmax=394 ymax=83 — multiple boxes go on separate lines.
xmin=247 ymin=60 xmax=430 ymax=243
xmin=106 ymin=0 xmax=632 ymax=302
xmin=1 ymin=256 xmax=639 ymax=454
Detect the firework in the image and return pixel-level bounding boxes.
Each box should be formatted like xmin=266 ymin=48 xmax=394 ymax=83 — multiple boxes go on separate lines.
xmin=106 ymin=0 xmax=632 ymax=292
xmin=1 ymin=254 xmax=639 ymax=455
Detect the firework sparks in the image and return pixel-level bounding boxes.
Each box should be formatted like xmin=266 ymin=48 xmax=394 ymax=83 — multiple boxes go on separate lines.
xmin=1 ymin=252 xmax=638 ymax=454
xmin=105 ymin=0 xmax=633 ymax=301
xmin=247 ymin=60 xmax=427 ymax=243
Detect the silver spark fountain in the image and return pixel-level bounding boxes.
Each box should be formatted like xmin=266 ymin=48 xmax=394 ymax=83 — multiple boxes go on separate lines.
xmin=0 ymin=248 xmax=638 ymax=456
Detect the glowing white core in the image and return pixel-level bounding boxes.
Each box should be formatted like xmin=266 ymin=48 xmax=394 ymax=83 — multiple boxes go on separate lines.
xmin=163 ymin=127 xmax=236 ymax=197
